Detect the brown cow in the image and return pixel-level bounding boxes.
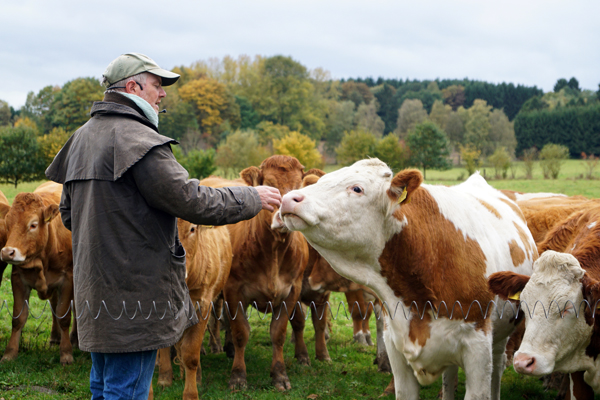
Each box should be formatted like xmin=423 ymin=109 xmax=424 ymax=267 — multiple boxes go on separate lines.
xmin=0 ymin=189 xmax=9 ymax=286
xmin=205 ymin=155 xmax=319 ymax=391
xmin=149 ymin=220 xmax=232 ymax=400
xmin=0 ymin=182 xmax=74 ymax=365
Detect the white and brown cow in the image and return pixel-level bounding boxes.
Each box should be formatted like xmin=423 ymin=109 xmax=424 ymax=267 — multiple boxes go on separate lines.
xmin=279 ymin=159 xmax=537 ymax=400
xmin=489 ymin=205 xmax=600 ymax=399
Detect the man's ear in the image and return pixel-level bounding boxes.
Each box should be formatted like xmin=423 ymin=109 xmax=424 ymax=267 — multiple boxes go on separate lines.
xmin=488 ymin=271 xmax=531 ymax=301
xmin=240 ymin=166 xmax=262 ymax=187
xmin=0 ymin=203 xmax=9 ymax=219
xmin=42 ymin=204 xmax=59 ymax=224
xmin=387 ymin=169 xmax=423 ymax=205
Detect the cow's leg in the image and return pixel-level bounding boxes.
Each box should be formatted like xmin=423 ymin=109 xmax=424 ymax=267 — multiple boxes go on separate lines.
xmin=209 ymin=296 xmax=223 ymax=353
xmin=374 ymin=302 xmax=391 ymax=372
xmin=179 ymin=301 xmax=211 ymax=400
xmin=225 ymin=293 xmax=250 ymax=390
xmin=156 ymin=347 xmax=173 ymax=387
xmin=311 ymin=296 xmax=331 ymax=362
xmin=385 ymin=330 xmax=419 ymax=400
xmin=288 ymin=287 xmax=310 ymax=366
xmin=49 ymin=291 xmax=62 ymax=345
xmin=490 ymin=337 xmax=508 ymax=400
xmin=270 ymin=302 xmax=292 ymax=391
xmin=569 ymin=371 xmax=595 ymax=400
xmin=462 ymin=332 xmax=492 ymax=400
xmin=55 ymin=280 xmax=74 ymax=365
xmin=362 ymin=294 xmax=374 ymax=346
xmin=2 ymin=271 xmax=31 ymax=362
xmin=346 ymin=291 xmax=368 ymax=345
xmin=442 ymin=365 xmax=459 ymax=400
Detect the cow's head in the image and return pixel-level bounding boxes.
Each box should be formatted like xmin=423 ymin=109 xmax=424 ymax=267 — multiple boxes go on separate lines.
xmin=280 ymin=159 xmax=422 ymax=259
xmin=240 ymin=155 xmax=325 ymax=200
xmin=489 ymin=250 xmax=594 ymax=376
xmin=1 ymin=193 xmax=59 ymax=265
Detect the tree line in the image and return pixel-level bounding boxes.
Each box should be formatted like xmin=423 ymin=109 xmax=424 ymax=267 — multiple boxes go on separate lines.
xmin=0 ymin=54 xmax=599 ymax=187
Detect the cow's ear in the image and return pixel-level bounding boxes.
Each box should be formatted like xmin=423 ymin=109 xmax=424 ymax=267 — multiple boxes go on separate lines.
xmin=302 ymin=174 xmax=321 ymax=188
xmin=488 ymin=271 xmax=530 ymax=301
xmin=387 ymin=169 xmax=423 ymax=205
xmin=42 ymin=204 xmax=59 ymax=224
xmin=582 ymin=275 xmax=600 ymax=312
xmin=304 ymin=168 xmax=326 ymax=178
xmin=0 ymin=203 xmax=9 ymax=219
xmin=240 ymin=166 xmax=262 ymax=186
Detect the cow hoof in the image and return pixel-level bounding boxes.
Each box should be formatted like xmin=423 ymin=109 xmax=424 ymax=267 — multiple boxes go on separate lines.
xmin=365 ymin=334 xmax=374 ymax=346
xmin=228 ymin=374 xmax=247 ymax=390
xmin=296 ymin=354 xmax=310 ymax=366
xmin=60 ymin=354 xmax=74 ymax=365
xmin=353 ymin=332 xmax=368 ymax=346
xmin=272 ymin=374 xmax=291 ymax=391
xmin=1 ymin=354 xmax=17 ymax=363
xmin=210 ymin=344 xmax=223 ymax=354
xmin=377 ymin=356 xmax=392 ymax=373
xmin=158 ymin=375 xmax=173 ymax=388
xmin=49 ymin=337 xmax=60 ymax=346
xmin=316 ymin=356 xmax=332 ymax=363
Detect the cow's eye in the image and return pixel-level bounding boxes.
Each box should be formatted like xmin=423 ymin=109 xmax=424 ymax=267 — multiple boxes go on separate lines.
xmin=352 ymin=186 xmax=362 ymax=194
xmin=190 ymin=226 xmax=196 ymax=233
xmin=30 ymin=222 xmax=38 ymax=230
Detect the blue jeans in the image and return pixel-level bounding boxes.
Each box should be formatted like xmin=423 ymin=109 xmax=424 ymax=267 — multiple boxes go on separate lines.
xmin=90 ymin=350 xmax=157 ymax=400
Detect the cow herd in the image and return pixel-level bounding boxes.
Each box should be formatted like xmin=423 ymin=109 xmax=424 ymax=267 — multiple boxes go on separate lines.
xmin=2 ymin=155 xmax=600 ymax=400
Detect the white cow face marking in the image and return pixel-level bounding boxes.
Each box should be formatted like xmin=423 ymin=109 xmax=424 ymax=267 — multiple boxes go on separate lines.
xmin=514 ymin=251 xmax=592 ymax=376
xmin=280 ymin=159 xmax=396 ymax=258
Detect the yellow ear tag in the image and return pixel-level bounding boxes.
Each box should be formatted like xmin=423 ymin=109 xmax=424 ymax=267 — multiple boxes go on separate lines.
xmin=508 ymin=291 xmax=521 ymax=301
xmin=397 ymin=187 xmax=408 ymax=204
xmin=44 ymin=216 xmax=52 ymax=223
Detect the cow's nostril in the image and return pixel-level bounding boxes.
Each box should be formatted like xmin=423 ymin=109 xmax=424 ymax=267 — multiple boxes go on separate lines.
xmin=526 ymin=357 xmax=535 ymax=368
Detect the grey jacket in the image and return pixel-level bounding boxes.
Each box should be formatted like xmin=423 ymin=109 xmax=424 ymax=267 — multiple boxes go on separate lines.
xmin=46 ymin=93 xmax=261 ymax=353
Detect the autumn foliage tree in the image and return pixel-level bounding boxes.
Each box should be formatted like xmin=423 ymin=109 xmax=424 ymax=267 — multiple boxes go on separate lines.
xmin=273 ymin=131 xmax=324 ymax=169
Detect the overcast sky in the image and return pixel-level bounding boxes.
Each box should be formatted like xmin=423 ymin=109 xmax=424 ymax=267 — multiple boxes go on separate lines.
xmin=1 ymin=0 xmax=598 ymax=109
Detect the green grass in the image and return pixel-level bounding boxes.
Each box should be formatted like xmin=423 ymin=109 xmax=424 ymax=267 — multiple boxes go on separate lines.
xmin=1 ymin=164 xmax=600 ymax=399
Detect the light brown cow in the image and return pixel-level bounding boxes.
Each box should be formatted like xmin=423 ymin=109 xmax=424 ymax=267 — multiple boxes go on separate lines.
xmin=149 ymin=220 xmax=232 ymax=400
xmin=205 ymin=155 xmax=320 ymax=391
xmin=0 ymin=182 xmax=74 ymax=365
xmin=0 ymin=189 xmax=9 ymax=286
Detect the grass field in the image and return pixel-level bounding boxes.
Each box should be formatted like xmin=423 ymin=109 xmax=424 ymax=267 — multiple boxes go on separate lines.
xmin=1 ymin=159 xmax=600 ymax=399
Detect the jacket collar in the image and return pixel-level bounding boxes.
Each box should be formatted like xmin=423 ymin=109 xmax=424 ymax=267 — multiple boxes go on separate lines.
xmin=90 ymin=92 xmax=159 ymax=133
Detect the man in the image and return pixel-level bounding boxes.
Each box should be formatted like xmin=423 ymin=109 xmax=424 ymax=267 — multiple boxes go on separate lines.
xmin=46 ymin=53 xmax=281 ymax=400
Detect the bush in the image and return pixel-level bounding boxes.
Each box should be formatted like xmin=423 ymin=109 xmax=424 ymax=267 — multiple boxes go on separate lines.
xmin=181 ymin=148 xmax=217 ymax=179
xmin=581 ymin=152 xmax=600 ymax=180
xmin=539 ymin=143 xmax=569 ymax=179
xmin=335 ymin=130 xmax=377 ymax=166
xmin=216 ymin=130 xmax=271 ymax=178
xmin=273 ymin=131 xmax=324 ymax=169
xmin=374 ymin=134 xmax=407 ymax=173
xmin=522 ymin=147 xmax=538 ymax=179
xmin=488 ymin=147 xmax=511 ymax=179
xmin=0 ymin=125 xmax=46 ymax=187
xmin=459 ymin=144 xmax=482 ymax=176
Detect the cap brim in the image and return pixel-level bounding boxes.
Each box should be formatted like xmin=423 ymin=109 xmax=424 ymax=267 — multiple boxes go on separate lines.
xmin=147 ymin=67 xmax=180 ymax=86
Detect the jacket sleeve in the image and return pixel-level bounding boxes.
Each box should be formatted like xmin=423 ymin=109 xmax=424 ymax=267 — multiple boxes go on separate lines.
xmin=130 ymin=144 xmax=262 ymax=225
xmin=59 ymin=184 xmax=72 ymax=231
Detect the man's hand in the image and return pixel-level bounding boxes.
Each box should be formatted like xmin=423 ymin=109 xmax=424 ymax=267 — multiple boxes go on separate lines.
xmin=255 ymin=186 xmax=282 ymax=212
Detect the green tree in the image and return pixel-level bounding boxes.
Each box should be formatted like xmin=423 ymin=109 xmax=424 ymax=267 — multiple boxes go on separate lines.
xmin=38 ymin=127 xmax=71 ymax=167
xmin=395 ymin=99 xmax=428 ymax=139
xmin=0 ymin=125 xmax=45 ymax=187
xmin=21 ymin=85 xmax=61 ymax=133
xmin=273 ymin=131 xmax=324 ymax=169
xmin=355 ymin=101 xmax=385 ymax=138
xmin=488 ymin=147 xmax=511 ymax=179
xmin=442 ymin=85 xmax=466 ymax=111
xmin=325 ymin=100 xmax=355 ymax=153
xmin=554 ymin=78 xmax=568 ymax=93
xmin=235 ymin=95 xmax=261 ymax=129
xmin=340 ymin=81 xmax=374 ymax=108
xmin=464 ymin=99 xmax=492 ymax=155
xmin=180 ymin=148 xmax=217 ymax=179
xmin=50 ymin=77 xmax=105 ymax=132
xmin=539 ymin=143 xmax=569 ymax=179
xmin=488 ymin=109 xmax=516 ymax=156
xmin=215 ymin=130 xmax=271 ymax=178
xmin=374 ymin=134 xmax=407 ymax=173
xmin=406 ymin=122 xmax=451 ymax=179
xmin=335 ymin=130 xmax=377 ymax=166
xmin=428 ymin=100 xmax=451 ymax=132
xmin=255 ymin=121 xmax=291 ymax=148
xmin=0 ymin=100 xmax=11 ymax=126
xmin=459 ymin=144 xmax=482 ymax=176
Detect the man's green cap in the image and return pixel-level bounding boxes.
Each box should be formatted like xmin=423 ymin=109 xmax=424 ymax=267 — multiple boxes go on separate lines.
xmin=103 ymin=53 xmax=180 ymax=87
